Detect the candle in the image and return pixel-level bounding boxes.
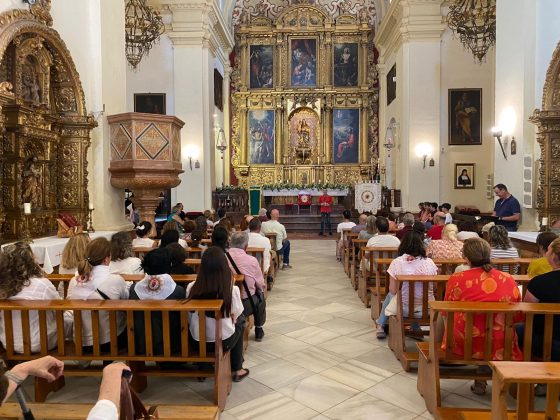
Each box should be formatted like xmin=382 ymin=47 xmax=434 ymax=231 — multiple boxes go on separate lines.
xmin=23 ymin=203 xmax=31 ymax=215
xmin=89 ymin=202 xmax=94 ymax=210
xmin=542 ymin=217 xmax=548 ymax=226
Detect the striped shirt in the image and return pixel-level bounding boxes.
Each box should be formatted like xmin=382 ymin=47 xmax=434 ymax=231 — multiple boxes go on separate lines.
xmin=491 ymin=247 xmax=519 ymax=273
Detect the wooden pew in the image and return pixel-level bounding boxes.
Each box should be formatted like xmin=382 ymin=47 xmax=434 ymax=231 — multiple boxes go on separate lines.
xmin=48 ymin=273 xmax=245 ymax=298
xmin=186 ymin=247 xmax=205 ymax=259
xmin=344 ymin=232 xmax=359 ymax=276
xmin=246 ymin=247 xmax=265 ymax=275
xmin=438 ymin=361 xmax=560 ymax=420
xmin=0 ymin=403 xmax=219 ymax=420
xmin=338 ymin=228 xmax=353 ymax=263
xmin=185 ymin=258 xmax=201 ymax=273
xmin=350 ymin=239 xmax=368 ymax=290
xmin=388 ymin=275 xmax=530 ymax=372
xmin=359 ymin=248 xmax=398 ymax=311
xmin=417 ymin=301 xmax=560 ymax=414
xmin=132 ymin=247 xmax=155 ymax=259
xmin=0 ymin=299 xmax=232 ymax=410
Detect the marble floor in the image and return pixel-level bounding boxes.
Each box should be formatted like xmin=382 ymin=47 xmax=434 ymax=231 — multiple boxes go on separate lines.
xmin=19 ymin=240 xmax=507 ymax=419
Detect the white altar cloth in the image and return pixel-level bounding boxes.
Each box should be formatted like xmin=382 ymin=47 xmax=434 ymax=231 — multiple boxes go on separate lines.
xmin=1 ymin=231 xmax=116 ymax=274
xmin=508 ymin=231 xmax=539 ymax=244
xmin=262 ymin=188 xmax=349 ymax=197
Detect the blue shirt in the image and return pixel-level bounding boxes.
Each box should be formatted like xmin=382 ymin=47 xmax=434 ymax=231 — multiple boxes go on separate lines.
xmin=494 ymin=195 xmax=521 ymax=231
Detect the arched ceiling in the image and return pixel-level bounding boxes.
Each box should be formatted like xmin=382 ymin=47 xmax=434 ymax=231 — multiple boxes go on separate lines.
xmin=231 ymin=0 xmax=377 ymax=27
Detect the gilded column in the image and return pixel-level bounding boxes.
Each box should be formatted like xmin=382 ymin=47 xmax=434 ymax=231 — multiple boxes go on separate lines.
xmin=360 ymin=34 xmax=368 ymax=87
xmin=324 ymin=33 xmax=332 ymax=87
xmin=240 ymin=34 xmax=249 ymax=90
xmin=275 ymin=98 xmax=283 ymax=164
xmin=324 ymin=98 xmax=333 ymax=163
xmin=240 ymin=101 xmax=248 ymax=165
xmin=360 ymin=103 xmax=368 ymax=163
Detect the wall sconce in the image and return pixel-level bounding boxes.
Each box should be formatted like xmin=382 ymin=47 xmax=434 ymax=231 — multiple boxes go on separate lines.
xmin=184 ymin=144 xmax=200 ymax=170
xmin=415 ymin=143 xmax=433 ymax=169
xmin=383 ymin=118 xmax=398 ymax=157
xmin=492 ymin=127 xmax=507 ymax=160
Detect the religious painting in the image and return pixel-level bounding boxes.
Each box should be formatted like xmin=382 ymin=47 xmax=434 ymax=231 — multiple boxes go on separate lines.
xmin=448 ymin=88 xmax=482 ymax=145
xmin=134 ymin=93 xmax=166 ymax=115
xmin=290 ymin=38 xmax=317 ymax=87
xmin=249 ymin=45 xmax=273 ymax=89
xmin=288 ymin=108 xmax=319 ymax=164
xmin=454 ymin=163 xmax=475 ymax=189
xmin=214 ymin=69 xmax=223 ymax=111
xmin=248 ymin=110 xmax=275 ymax=164
xmin=333 ymin=108 xmax=359 ymax=164
xmin=333 ymin=43 xmax=358 ymax=87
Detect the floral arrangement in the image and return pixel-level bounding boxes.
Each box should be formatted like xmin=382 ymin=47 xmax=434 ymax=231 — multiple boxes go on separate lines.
xmin=261 ymin=182 xmax=352 ymax=191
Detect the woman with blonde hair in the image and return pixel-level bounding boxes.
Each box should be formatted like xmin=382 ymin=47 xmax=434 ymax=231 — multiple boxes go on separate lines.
xmin=67 ymin=238 xmax=128 ymax=352
xmin=358 ymin=215 xmax=377 ymax=241
xmin=60 ymin=233 xmax=91 ymax=275
xmin=0 ymin=243 xmax=67 ymax=354
xmin=108 ymin=231 xmax=143 ymax=274
xmin=426 ymin=223 xmax=463 ymax=260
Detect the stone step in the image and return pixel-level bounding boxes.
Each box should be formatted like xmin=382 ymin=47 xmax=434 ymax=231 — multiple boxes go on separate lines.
xmin=279 ymin=214 xmax=345 ymax=232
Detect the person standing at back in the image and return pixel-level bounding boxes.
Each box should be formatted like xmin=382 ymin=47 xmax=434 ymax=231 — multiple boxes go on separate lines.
xmin=492 ymin=183 xmax=521 ymax=232
xmin=261 ymin=209 xmax=292 ymax=269
xmin=318 ymin=189 xmax=333 ymax=236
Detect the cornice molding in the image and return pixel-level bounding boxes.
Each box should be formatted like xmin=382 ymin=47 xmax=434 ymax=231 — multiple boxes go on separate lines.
xmin=375 ymin=0 xmax=445 ymax=63
xmin=159 ymin=0 xmax=235 ymax=67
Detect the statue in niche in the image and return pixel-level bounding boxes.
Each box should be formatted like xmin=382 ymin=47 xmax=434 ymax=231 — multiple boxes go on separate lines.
xmin=22 ymin=61 xmax=41 ymax=104
xmin=297 ymin=119 xmax=311 ymax=148
xmin=22 ymin=156 xmax=42 ymax=207
xmin=359 ymin=7 xmax=369 ymax=24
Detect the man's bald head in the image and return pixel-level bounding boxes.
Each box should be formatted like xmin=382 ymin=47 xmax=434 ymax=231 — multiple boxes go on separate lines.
xmin=358 ymin=213 xmax=368 ymax=225
xmin=270 ymin=209 xmax=280 ymax=220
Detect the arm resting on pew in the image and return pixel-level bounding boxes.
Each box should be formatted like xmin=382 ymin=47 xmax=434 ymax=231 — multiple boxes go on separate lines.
xmin=87 ymin=363 xmax=131 ymax=420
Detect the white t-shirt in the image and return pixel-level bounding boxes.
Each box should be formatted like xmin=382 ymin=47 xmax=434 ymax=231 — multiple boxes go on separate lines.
xmin=132 ymin=237 xmax=155 ymax=248
xmin=261 ymin=220 xmax=288 ymax=251
xmin=87 ymin=400 xmax=117 ymax=420
xmin=0 ymin=277 xmax=63 ymax=354
xmin=186 ymin=282 xmax=243 ymax=342
xmin=109 ymin=257 xmax=143 ymax=275
xmin=179 ymin=238 xmax=188 ymax=248
xmin=444 ymin=213 xmax=453 ymax=224
xmin=248 ymin=231 xmax=272 ymax=273
xmin=67 ymin=265 xmax=128 ymax=346
xmin=457 ymin=231 xmax=479 ymax=241
xmin=362 ymin=234 xmax=401 ymax=269
xmin=337 ymin=221 xmax=356 ymax=239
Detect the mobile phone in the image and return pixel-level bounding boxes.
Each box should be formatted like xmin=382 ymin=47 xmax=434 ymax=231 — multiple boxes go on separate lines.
xmin=122 ymin=369 xmax=133 ymax=381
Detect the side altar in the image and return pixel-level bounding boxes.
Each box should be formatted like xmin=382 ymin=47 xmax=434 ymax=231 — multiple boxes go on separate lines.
xmin=230 ymin=2 xmax=379 ymax=188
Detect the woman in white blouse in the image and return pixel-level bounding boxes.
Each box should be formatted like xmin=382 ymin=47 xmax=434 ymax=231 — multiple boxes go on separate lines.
xmin=108 ymin=231 xmax=143 ymax=275
xmin=186 ymin=246 xmax=249 ymax=382
xmin=131 ymin=221 xmax=155 ymax=248
xmin=0 ymin=243 xmax=70 ymax=353
xmin=67 ymin=238 xmax=129 ymax=352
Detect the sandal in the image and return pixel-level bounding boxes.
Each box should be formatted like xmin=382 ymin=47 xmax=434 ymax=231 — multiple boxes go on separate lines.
xmin=233 ymin=369 xmax=250 ymax=382
xmin=376 ymin=324 xmax=386 ymax=339
xmin=470 ymin=380 xmax=487 ymax=395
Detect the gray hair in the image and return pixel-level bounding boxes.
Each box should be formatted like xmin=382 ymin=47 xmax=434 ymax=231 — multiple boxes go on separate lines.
xmin=230 ymin=231 xmax=249 ymax=250
xmin=402 ymin=212 xmax=414 ymax=226
xmin=258 ymin=208 xmax=267 ymax=216
xmin=365 ymin=215 xmax=377 ymax=234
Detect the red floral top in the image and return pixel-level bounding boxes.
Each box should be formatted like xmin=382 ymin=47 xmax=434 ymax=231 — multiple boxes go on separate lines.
xmin=443 ymin=267 xmax=523 ymax=360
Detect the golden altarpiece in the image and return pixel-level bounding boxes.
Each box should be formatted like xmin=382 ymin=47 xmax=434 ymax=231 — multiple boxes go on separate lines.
xmin=230 ymin=2 xmax=379 ymax=187
xmin=0 ymin=4 xmax=95 ymax=242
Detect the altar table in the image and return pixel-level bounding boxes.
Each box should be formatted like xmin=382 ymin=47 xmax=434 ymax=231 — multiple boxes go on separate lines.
xmin=262 ymin=188 xmax=349 ymax=197
xmin=508 ymin=231 xmax=539 ymax=257
xmin=1 ymin=231 xmax=116 ymax=274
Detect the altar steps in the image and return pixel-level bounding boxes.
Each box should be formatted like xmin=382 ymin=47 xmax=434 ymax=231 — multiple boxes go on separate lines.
xmin=279 ymin=214 xmax=345 ymax=233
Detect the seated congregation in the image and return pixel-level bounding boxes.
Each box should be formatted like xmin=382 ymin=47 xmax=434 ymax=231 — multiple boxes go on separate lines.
xmin=0 ymin=209 xmax=279 ymax=417
xmin=335 ymin=202 xmax=560 ymax=417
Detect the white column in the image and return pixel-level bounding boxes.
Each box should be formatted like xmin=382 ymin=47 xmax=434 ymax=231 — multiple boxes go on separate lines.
xmin=223 ymin=64 xmax=232 ymax=185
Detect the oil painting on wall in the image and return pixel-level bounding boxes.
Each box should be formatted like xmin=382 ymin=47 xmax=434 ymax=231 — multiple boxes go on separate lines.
xmin=250 ymin=45 xmax=273 ymax=89
xmin=333 ymin=108 xmax=359 ymax=164
xmin=333 ymin=43 xmax=358 ymax=87
xmin=248 ymin=110 xmax=275 ymax=164
xmin=449 ymin=88 xmax=482 ymax=145
xmin=290 ymin=38 xmax=317 ymax=87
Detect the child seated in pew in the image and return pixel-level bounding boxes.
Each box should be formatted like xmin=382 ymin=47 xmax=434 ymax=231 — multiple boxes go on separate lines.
xmin=129 ymin=248 xmax=185 ymax=356
xmin=132 ymin=221 xmax=155 ymax=248
xmin=68 ymin=238 xmax=129 ymax=354
xmin=444 ymin=237 xmax=522 ymax=396
xmin=0 ymin=243 xmax=72 ymax=354
xmin=376 ymin=232 xmax=438 ymax=339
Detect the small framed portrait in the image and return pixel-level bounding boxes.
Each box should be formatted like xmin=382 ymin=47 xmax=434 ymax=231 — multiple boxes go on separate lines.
xmin=333 ymin=43 xmax=358 ymax=87
xmin=249 ymin=45 xmax=273 ymax=89
xmin=448 ymin=88 xmax=482 ymax=145
xmin=455 ymin=163 xmax=475 ymax=189
xmin=134 ymin=93 xmax=166 ymax=115
xmin=290 ymin=38 xmax=317 ymax=87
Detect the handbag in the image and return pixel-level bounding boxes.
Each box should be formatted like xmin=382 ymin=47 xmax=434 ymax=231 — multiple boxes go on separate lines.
xmin=120 ymin=376 xmax=159 ymax=420
xmin=226 ymin=252 xmax=266 ymax=327
xmin=384 ymin=294 xmax=398 ymax=317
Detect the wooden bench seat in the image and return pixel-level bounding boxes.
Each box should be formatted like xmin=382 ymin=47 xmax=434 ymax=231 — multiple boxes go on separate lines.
xmin=350 ymin=239 xmax=368 ymax=290
xmin=359 ymin=248 xmax=398 ymax=310
xmin=388 ymin=275 xmax=530 ymax=372
xmin=0 ymin=403 xmax=219 ymax=420
xmin=417 ymin=301 xmax=560 ymax=414
xmin=343 ymin=232 xmax=359 ymax=276
xmin=0 ymin=299 xmax=232 ymax=410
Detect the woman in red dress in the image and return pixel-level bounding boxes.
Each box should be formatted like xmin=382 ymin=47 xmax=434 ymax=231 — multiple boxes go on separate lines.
xmin=444 ymin=237 xmax=522 ymax=395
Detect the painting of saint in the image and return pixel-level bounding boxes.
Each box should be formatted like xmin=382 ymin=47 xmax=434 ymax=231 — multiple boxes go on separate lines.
xmin=448 ymin=89 xmax=482 ymax=145
xmin=250 ymin=45 xmax=273 ymax=89
xmin=333 ymin=108 xmax=359 ymax=164
xmin=291 ymin=39 xmax=317 ymax=87
xmin=248 ymin=110 xmax=275 ymax=164
xmin=334 ymin=43 xmax=358 ymax=87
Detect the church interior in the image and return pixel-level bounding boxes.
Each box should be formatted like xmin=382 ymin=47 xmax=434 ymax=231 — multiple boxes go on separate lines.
xmin=1 ymin=0 xmax=560 ymax=419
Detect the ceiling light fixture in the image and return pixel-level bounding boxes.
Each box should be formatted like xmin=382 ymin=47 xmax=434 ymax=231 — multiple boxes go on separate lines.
xmin=125 ymin=0 xmax=165 ymax=70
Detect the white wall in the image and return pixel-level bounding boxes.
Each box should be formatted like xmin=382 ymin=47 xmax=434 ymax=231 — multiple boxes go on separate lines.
xmin=440 ymin=27 xmax=495 ymax=212
xmin=0 ymin=1 xmax=23 ymax=14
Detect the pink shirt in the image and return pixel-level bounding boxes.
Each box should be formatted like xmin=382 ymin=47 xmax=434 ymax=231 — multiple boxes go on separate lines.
xmin=227 ymin=248 xmax=266 ymax=299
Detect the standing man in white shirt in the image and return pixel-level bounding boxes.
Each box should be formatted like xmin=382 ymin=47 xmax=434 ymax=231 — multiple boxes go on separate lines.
xmin=261 ymin=209 xmax=292 ymax=269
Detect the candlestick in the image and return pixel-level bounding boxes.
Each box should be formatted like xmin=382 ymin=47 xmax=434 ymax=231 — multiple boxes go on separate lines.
xmin=542 ymin=217 xmax=548 ymax=226
xmin=87 ymin=208 xmax=96 ymax=233
xmin=21 ymin=214 xmax=33 ymax=243
xmin=88 ymin=202 xmax=94 ymax=211
xmin=23 ymin=203 xmax=31 ymax=215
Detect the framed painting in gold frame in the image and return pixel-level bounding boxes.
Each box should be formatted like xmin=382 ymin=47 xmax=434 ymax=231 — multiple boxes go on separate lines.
xmin=290 ymin=38 xmax=317 ymax=87
xmin=333 ymin=43 xmax=358 ymax=87
xmin=248 ymin=110 xmax=275 ymax=165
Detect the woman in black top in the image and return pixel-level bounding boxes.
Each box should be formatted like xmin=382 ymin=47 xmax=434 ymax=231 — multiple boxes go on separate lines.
xmin=167 ymin=243 xmax=195 ymax=275
xmin=129 ymin=248 xmax=186 ymax=355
